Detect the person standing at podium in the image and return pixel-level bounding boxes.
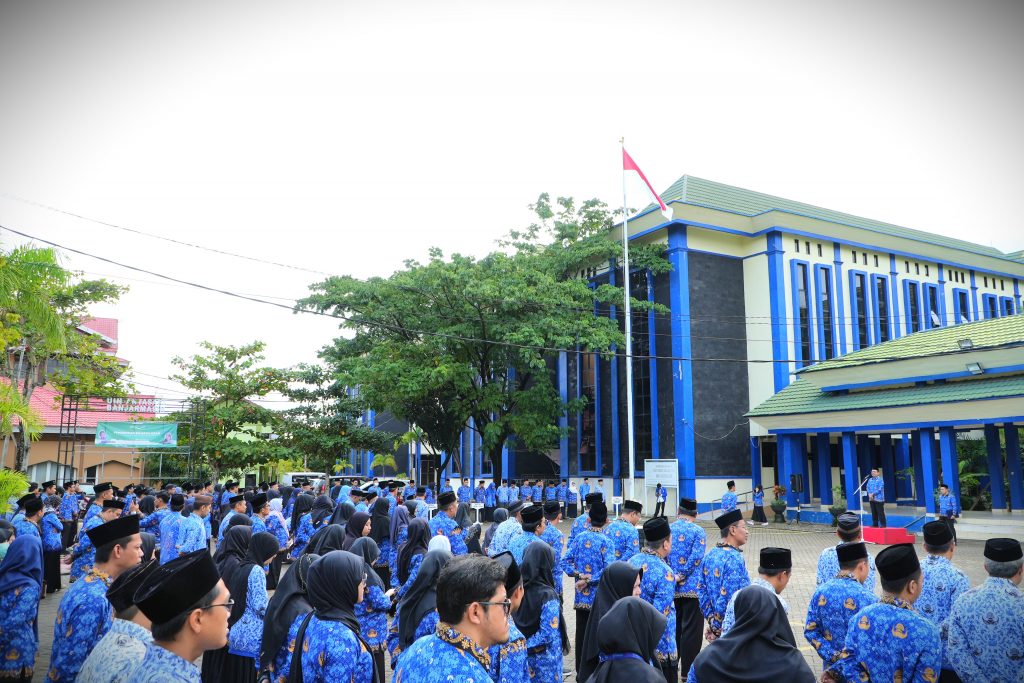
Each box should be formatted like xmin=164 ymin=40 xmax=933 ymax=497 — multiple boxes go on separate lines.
xmin=866 ymin=468 xmax=886 ymax=527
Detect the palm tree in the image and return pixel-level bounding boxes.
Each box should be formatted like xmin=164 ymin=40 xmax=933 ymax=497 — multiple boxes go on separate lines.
xmin=370 ymin=452 xmax=397 ymax=476
xmin=0 ymin=244 xmax=68 ymax=352
xmin=0 ymin=383 xmax=42 ymax=468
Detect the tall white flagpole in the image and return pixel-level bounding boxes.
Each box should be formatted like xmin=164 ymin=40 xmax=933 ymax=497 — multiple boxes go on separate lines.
xmin=620 ymin=138 xmax=637 ymax=503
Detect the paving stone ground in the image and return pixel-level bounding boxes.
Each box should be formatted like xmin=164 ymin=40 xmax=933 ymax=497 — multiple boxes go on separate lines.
xmin=32 ymin=517 xmax=991 ymax=682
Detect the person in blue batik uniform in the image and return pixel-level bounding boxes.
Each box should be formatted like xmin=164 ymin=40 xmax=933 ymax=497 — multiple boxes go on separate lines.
xmin=698 ymin=509 xmax=750 ymax=640
xmin=508 ymin=504 xmax=546 ymax=566
xmin=563 ymin=503 xmax=615 ymax=669
xmin=82 ymin=481 xmax=114 ymax=526
xmin=440 ymin=478 xmax=454 ymax=495
xmin=351 ymin=537 xmax=392 ymax=674
xmin=720 ymin=547 xmax=791 ymax=635
xmin=121 ymin=484 xmax=137 ymax=517
xmin=541 ymin=481 xmax=553 ymax=503
xmin=489 ymin=552 xmax=529 ymax=683
xmin=391 ymin=547 xmax=454 ymax=668
xmin=866 ymin=467 xmax=887 ymax=527
xmin=497 ymin=480 xmax=510 ymax=508
xmin=388 ymin=503 xmax=412 ymax=588
xmin=77 ymin=558 xmax=158 ymax=682
xmin=394 ymin=518 xmax=430 ymax=595
xmin=177 ymin=498 xmax=210 ymax=556
xmin=556 ymin=480 xmax=567 ymax=511
xmin=139 ymin=491 xmax=171 ymax=542
xmin=653 ymin=483 xmax=667 ymax=519
xmin=484 ymin=481 xmax=497 ymax=522
xmin=489 ymin=500 xmax=525 ymax=557
xmin=578 ymin=479 xmax=591 ymax=510
xmin=0 ymin=535 xmax=43 ymax=681
xmin=937 ymin=482 xmax=960 ymax=543
xmin=41 ymin=496 xmax=64 ymax=593
xmin=219 ymin=494 xmax=248 ymax=539
xmin=249 ymin=492 xmax=271 ymax=534
xmin=567 ymin=494 xmax=603 ymax=546
xmin=947 ymin=537 xmax=1024 ymax=683
xmin=429 ymin=491 xmax=468 ymax=555
xmin=628 ymin=517 xmax=678 ymax=682
xmin=516 ymin=542 xmax=566 ymax=683
xmin=508 ymin=481 xmax=518 ymax=503
xmin=11 ymin=494 xmax=40 ymax=541
xmin=458 ymin=478 xmax=473 ymax=504
xmin=803 ymin=541 xmax=878 ymax=668
xmin=71 ymin=499 xmax=124 ymax=581
xmin=588 ymin=597 xmax=668 ymax=683
xmin=474 ymin=481 xmax=488 ymax=506
xmin=225 ymin=532 xmax=279 ymax=676
xmin=750 ymin=485 xmax=768 ymax=525
xmin=288 ymin=494 xmax=316 ymax=559
xmin=538 ymin=502 xmax=565 ymax=595
xmin=395 ymin=555 xmax=510 ymax=683
xmin=519 ymin=481 xmax=532 ymax=502
xmin=160 ymin=494 xmax=189 ymax=565
xmin=916 ymin=520 xmax=970 ymax=679
xmin=606 ymin=500 xmax=642 ymax=561
xmin=827 ymin=544 xmax=941 ymax=683
xmin=668 ymin=497 xmax=705 ymax=676
xmin=49 ymin=514 xmax=144 ymax=681
xmin=816 ymin=512 xmax=878 ymax=590
xmin=720 ymin=480 xmax=738 ymax=513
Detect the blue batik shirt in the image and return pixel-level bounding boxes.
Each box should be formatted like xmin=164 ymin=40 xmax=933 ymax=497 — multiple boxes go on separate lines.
xmin=82 ymin=503 xmax=103 ymax=526
xmin=566 ymin=488 xmax=578 ymax=504
xmin=720 ymin=492 xmax=737 ymax=512
xmin=71 ymin=514 xmax=104 ymax=581
xmin=832 ymin=597 xmax=941 ymax=683
xmin=752 ymin=490 xmax=764 ymax=506
xmin=667 ymin=518 xmax=706 ymax=598
xmin=290 ymin=513 xmax=315 ymax=559
xmin=429 ymin=509 xmax=468 ymax=555
xmin=485 ymin=485 xmax=496 ymax=507
xmin=579 ymin=483 xmax=590 ymax=499
xmin=122 ymin=493 xmax=136 ymax=516
xmin=722 ymin=578 xmax=788 ymax=634
xmin=159 ymin=512 xmax=184 ymax=564
xmin=414 ymin=500 xmax=430 ymax=520
xmin=458 ymin=485 xmax=472 ymax=503
xmin=497 ymin=485 xmax=510 ymax=504
xmin=656 ymin=487 xmax=667 ymax=503
xmin=525 ymin=599 xmax=563 ymax=682
xmin=488 ymin=519 xmax=523 ymax=557
xmin=556 ymin=484 xmax=567 ymax=502
xmin=816 ymin=544 xmax=877 ymax=591
xmin=605 ymin=518 xmax=640 ymax=561
xmin=567 ymin=514 xmax=595 ymax=547
xmin=489 ymin=618 xmax=528 ymax=683
xmin=59 ymin=494 xmax=78 ymax=521
xmin=228 ymin=565 xmax=269 ymax=659
xmin=938 ymin=494 xmax=959 ymax=516
xmin=532 ymin=487 xmax=542 ymax=503
xmin=697 ymin=544 xmax=750 ymax=635
xmin=629 ymin=551 xmax=678 ymax=663
xmin=916 ymin=554 xmax=970 ymax=670
xmin=539 ymin=524 xmax=566 ymax=593
xmin=803 ymin=573 xmax=878 ymax=665
xmin=48 ymin=568 xmax=114 ymax=681
xmin=77 ymin=617 xmax=153 ymax=683
xmin=389 ymin=526 xmax=410 ymax=589
xmin=126 ymin=642 xmax=201 ymax=682
xmin=474 ymin=487 xmax=487 ymax=504
xmin=394 ymin=624 xmax=492 ymax=683
xmin=424 ymin=488 xmax=435 ymax=504
xmin=177 ymin=514 xmax=207 ymax=555
xmin=0 ymin=581 xmax=40 ymax=679
xmin=563 ymin=529 xmax=616 ymax=609
xmin=519 ymin=484 xmax=532 ymax=501
xmin=947 ymin=576 xmax=1024 ymax=683
xmin=508 ymin=532 xmax=543 ymax=567
xmin=13 ymin=517 xmax=39 ymax=540
xmin=41 ymin=510 xmax=63 ymax=552
xmin=866 ymin=476 xmax=885 ymax=502
xmin=275 ymin=614 xmax=371 ymax=683
xmin=217 ymin=510 xmax=238 ymax=539
xmin=543 ymin=487 xmax=556 ymax=502
xmin=356 ymin=582 xmax=391 ymax=651
xmin=508 ymin=485 xmax=518 ymax=501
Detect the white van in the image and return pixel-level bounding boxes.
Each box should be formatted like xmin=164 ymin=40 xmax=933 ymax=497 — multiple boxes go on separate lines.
xmin=280 ymin=472 xmax=328 ymax=489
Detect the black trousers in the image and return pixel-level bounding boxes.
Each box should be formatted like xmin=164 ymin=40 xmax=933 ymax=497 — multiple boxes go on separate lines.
xmin=939 ymin=669 xmax=963 ymax=682
xmin=654 ymin=501 xmax=666 ymax=518
xmin=943 ymin=515 xmax=958 ymax=543
xmin=870 ymin=500 xmax=887 ymax=527
xmin=567 ymin=503 xmax=578 ymax=518
xmin=483 ymin=506 xmax=495 ymax=522
xmin=43 ymin=549 xmax=62 ymax=593
xmin=675 ymin=596 xmax=702 ymax=680
xmin=575 ymin=607 xmax=590 ymax=672
xmin=658 ymin=660 xmax=678 ymax=683
xmin=60 ymin=519 xmax=77 ymax=550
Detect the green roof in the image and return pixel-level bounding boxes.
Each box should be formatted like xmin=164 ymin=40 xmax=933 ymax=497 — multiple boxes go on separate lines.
xmin=647 ymin=175 xmax=1020 ymax=263
xmin=746 ymin=373 xmax=1024 ymax=417
xmin=798 ymin=314 xmax=1024 ymax=374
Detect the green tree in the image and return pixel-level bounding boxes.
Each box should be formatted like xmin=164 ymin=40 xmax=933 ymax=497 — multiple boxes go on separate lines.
xmin=299 ymin=194 xmax=670 ymax=477
xmin=171 ymin=341 xmax=289 ymax=484
xmin=277 ymin=363 xmax=394 ymax=475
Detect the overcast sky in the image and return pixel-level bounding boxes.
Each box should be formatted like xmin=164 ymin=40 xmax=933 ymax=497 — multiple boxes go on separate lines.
xmin=1 ymin=0 xmax=1021 ymax=402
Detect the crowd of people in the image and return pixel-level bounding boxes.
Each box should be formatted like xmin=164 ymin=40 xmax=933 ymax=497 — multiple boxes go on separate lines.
xmin=0 ymin=474 xmax=1020 ymax=682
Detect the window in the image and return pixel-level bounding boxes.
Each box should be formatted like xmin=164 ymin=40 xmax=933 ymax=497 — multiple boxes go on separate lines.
xmin=1001 ymin=280 xmax=1005 ymax=291
xmin=579 ymin=353 xmax=597 ymax=473
xmin=924 ymin=284 xmax=941 ymax=329
xmin=984 ymin=276 xmax=989 ymax=288
xmin=953 ymin=289 xmax=971 ymax=324
xmin=817 ymin=244 xmax=823 ymax=257
xmin=1001 ymin=297 xmax=1016 ymax=316
xmin=862 ymin=253 xmax=868 ymax=265
xmin=851 ymin=272 xmax=870 ymax=349
xmin=805 ymin=241 xmax=811 ymax=255
xmin=905 ymin=261 xmax=910 ymax=273
xmin=852 ymin=250 xmax=857 ymax=262
xmin=905 ymin=281 xmax=921 ymax=333
xmin=983 ymin=294 xmax=999 ymax=319
xmin=794 ymin=262 xmax=811 ymax=366
xmin=915 ymin=263 xmax=920 ymax=275
xmin=924 ymin=265 xmax=929 ymax=277
xmin=794 ymin=239 xmax=800 ymax=253
xmin=873 ymin=255 xmax=879 ymax=268
xmin=85 ymin=465 xmax=99 ymax=484
xmin=873 ymin=276 xmax=891 ymax=343
xmin=815 ymin=266 xmax=835 ymax=360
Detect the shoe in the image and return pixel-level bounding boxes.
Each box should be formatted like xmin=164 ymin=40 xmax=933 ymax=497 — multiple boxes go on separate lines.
xmin=761 ymin=522 xmax=768 ymax=526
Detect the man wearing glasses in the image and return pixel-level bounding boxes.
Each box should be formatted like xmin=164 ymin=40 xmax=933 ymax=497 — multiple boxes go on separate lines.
xmin=394 ymin=555 xmax=510 ymax=682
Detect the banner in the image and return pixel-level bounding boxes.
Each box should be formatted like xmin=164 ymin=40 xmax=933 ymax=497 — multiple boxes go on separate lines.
xmin=95 ymin=422 xmax=178 ymax=448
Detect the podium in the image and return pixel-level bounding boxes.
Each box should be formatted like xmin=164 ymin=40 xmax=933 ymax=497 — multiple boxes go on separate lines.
xmin=863 ymin=526 xmax=915 ymax=545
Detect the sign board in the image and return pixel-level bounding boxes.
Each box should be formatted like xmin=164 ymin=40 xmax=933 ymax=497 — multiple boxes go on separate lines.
xmin=643 ymin=459 xmax=678 ymax=486
xmin=95 ymin=422 xmax=177 ymax=448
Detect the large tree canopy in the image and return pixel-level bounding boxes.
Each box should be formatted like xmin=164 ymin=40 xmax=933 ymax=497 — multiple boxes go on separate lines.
xmin=298 ymin=195 xmax=670 ymax=477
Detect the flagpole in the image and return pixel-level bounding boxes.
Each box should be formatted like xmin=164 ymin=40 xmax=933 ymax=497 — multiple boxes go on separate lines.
xmin=620 ymin=138 xmax=637 ymax=504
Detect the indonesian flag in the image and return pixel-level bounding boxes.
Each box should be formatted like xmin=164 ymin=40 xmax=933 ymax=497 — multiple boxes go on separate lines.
xmin=623 ymin=147 xmax=673 ymax=221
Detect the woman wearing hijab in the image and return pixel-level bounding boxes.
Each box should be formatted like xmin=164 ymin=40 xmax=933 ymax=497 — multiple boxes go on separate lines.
xmin=483 ymin=508 xmax=509 ymax=555
xmin=265 ymin=498 xmax=290 ymax=589
xmin=278 ymin=551 xmax=379 ymax=683
xmin=687 ymin=586 xmax=815 ymax=683
xmin=204 ymin=525 xmax=253 ymax=681
xmin=289 ymin=493 xmax=316 ymax=559
xmin=586 ymin=597 xmax=667 ymax=683
xmin=225 ymin=531 xmax=281 ymax=682
xmin=261 ymin=552 xmax=318 ymax=679
xmin=390 ymin=547 xmax=453 ymax=665
xmin=515 ymin=541 xmax=567 ymax=683
xmin=303 ymin=525 xmax=347 ymax=556
xmin=387 ymin=503 xmax=411 ymax=588
xmin=139 ymin=531 xmax=157 ymax=563
xmin=0 ymin=536 xmax=42 ymax=682
xmin=279 ymin=485 xmax=295 ymax=519
xmin=329 ymin=499 xmax=356 ymax=526
xmin=351 ymin=537 xmax=391 ymax=675
xmin=455 ymin=502 xmax=483 ymax=554
xmin=394 ymin=518 xmax=430 ymax=593
xmin=577 ymin=561 xmax=643 ymax=683
xmin=341 ymin=512 xmax=371 ymax=551
xmin=137 ymin=494 xmax=155 ymax=516
xmin=367 ymin=498 xmax=392 ymax=585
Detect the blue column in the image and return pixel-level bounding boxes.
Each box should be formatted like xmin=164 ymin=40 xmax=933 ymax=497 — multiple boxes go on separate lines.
xmin=666 ymin=225 xmax=696 ymax=497
xmin=798 ymin=436 xmax=811 ymax=504
xmin=937 ymin=427 xmax=961 ymax=502
xmin=984 ymin=424 xmax=1006 ymax=511
xmin=911 ymin=432 xmax=926 ymax=507
xmin=889 ymin=254 xmax=902 ymax=338
xmin=1015 ymin=279 xmax=1021 ymax=313
xmin=501 ymin=442 xmax=510 ymax=482
xmin=415 ymin=441 xmax=423 ymax=482
xmin=937 ymin=265 xmax=948 ymax=326
xmin=841 ymin=432 xmax=859 ymax=512
xmin=969 ymin=271 xmax=979 ymax=320
xmin=558 ymin=351 xmax=569 ymax=480
xmin=895 ymin=435 xmax=913 ymax=500
xmin=833 ymin=244 xmax=847 ymax=355
xmin=779 ymin=434 xmax=800 ymax=507
xmin=1005 ymin=425 xmax=1024 ymax=511
xmin=879 ymin=434 xmax=896 ymax=502
xmin=918 ymin=427 xmax=939 ymax=514
xmin=750 ymin=437 xmax=762 ymax=489
xmin=766 ymin=232 xmax=790 ymax=392
xmin=815 ymin=433 xmax=833 ymax=505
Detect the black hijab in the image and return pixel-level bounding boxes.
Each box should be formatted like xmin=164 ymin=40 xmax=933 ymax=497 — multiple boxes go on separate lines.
xmin=368 ymin=498 xmax=391 ymax=548
xmin=514 ymin=541 xmax=568 ymax=652
xmin=279 ymin=485 xmax=294 ymax=511
xmin=390 ymin=503 xmax=411 ymax=547
xmin=342 ymin=512 xmax=371 ymax=551
xmin=290 ymin=493 xmax=315 ymax=536
xmin=139 ymin=532 xmax=157 ymax=563
xmin=303 ymin=525 xmax=347 ymax=556
xmin=483 ymin=508 xmax=508 ymax=552
xmin=397 ymin=548 xmax=452 ymax=651
xmin=588 ymin=597 xmax=667 ymax=683
xmin=330 ymin=500 xmax=356 ymax=526
xmin=138 ymin=495 xmax=155 ymax=515
xmin=397 ymin=518 xmax=431 ymax=585
xmin=578 ymin=561 xmax=643 ymax=683
xmin=225 ymin=531 xmax=279 ymax=626
xmin=454 ymin=502 xmax=473 ymax=528
xmin=310 ymin=494 xmax=334 ymax=528
xmin=228 ymin=513 xmax=253 ymax=529
xmin=216 ymin=525 xmax=252 ymax=584
xmin=259 ymin=552 xmax=318 ymax=671
xmin=691 ymin=585 xmax=815 ymax=683
xmin=349 ymin=537 xmax=384 ymax=589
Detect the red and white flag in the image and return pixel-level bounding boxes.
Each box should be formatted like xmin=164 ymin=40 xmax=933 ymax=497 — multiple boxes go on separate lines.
xmin=622 ymin=147 xmax=672 ymax=221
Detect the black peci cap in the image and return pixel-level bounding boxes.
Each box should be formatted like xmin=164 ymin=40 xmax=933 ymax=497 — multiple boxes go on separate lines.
xmin=493 ymin=551 xmax=522 ymax=592
xmin=170 ymin=494 xmax=185 ymax=507
xmin=438 ymin=491 xmax=457 ymax=508
xmin=107 ymin=559 xmax=158 ymax=612
xmin=679 ymin=497 xmax=698 ymax=515
xmin=836 ymin=542 xmax=868 ymax=564
xmin=507 ymin=500 xmax=526 ymax=516
xmin=876 ymin=544 xmax=920 ymax=582
xmin=922 ymin=520 xmax=953 ymax=547
xmin=759 ymin=547 xmax=792 ymax=570
xmin=837 ymin=512 xmax=862 ymax=531
xmin=134 ymin=550 xmax=221 ymax=625
xmin=584 ymin=492 xmax=603 ymax=504
xmin=521 ymin=504 xmax=544 ymax=525
xmin=416 ymin=486 xmax=426 ymax=495
xmin=94 ymin=482 xmax=113 ymax=494
xmin=984 ymin=537 xmax=1023 ymax=562
xmin=715 ymin=509 xmax=743 ymax=530
xmin=23 ymin=497 xmax=43 ymax=516
xmin=228 ymin=495 xmax=245 ymax=505
xmin=543 ymin=501 xmax=561 ymax=519
xmin=622 ymin=500 xmax=642 ymax=514
xmin=251 ymin=493 xmax=268 ymax=510
xmin=103 ymin=499 xmax=125 ymax=510
xmin=643 ymin=517 xmax=670 ymax=543
xmin=86 ymin=515 xmax=140 ymax=548
xmin=42 ymin=480 xmax=56 ymax=489
xmin=588 ymin=502 xmax=608 ymax=526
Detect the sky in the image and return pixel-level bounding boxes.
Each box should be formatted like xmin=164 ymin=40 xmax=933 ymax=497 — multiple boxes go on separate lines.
xmin=0 ymin=0 xmax=1022 ymax=402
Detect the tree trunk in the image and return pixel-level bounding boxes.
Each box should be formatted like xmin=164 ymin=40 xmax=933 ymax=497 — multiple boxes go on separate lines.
xmin=487 ymin=442 xmax=504 ymax=481
xmin=13 ymin=429 xmax=28 ymax=473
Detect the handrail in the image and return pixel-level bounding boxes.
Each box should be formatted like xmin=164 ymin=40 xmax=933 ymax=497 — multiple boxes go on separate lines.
xmin=902 ymin=514 xmax=928 ymax=530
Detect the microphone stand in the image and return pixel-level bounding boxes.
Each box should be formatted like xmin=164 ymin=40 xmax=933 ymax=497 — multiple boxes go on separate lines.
xmin=853 ymin=475 xmax=870 ymax=519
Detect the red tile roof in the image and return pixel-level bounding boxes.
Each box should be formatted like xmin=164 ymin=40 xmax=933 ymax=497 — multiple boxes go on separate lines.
xmin=28 ymin=385 xmax=156 ymax=427
xmin=79 ymin=317 xmax=118 ymax=354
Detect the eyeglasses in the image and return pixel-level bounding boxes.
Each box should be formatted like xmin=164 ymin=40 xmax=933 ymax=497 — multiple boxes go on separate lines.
xmin=199 ymin=598 xmax=235 ymax=612
xmin=477 ymin=599 xmax=512 ymax=617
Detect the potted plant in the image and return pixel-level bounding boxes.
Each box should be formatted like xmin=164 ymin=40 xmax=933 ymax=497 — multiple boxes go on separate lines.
xmin=770 ymin=484 xmax=788 ymax=523
xmin=828 ymin=486 xmax=847 ymax=526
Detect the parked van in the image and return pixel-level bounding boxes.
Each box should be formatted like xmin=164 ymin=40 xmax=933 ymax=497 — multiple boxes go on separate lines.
xmin=280 ymin=472 xmax=328 ymax=489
